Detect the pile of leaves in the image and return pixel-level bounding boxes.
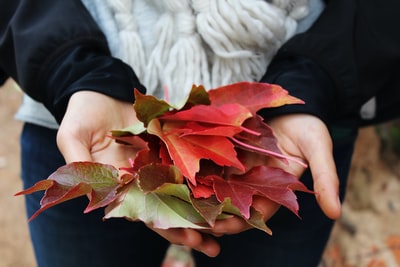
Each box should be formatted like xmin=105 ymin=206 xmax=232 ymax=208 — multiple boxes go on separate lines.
xmin=16 ymin=82 xmax=311 ymax=234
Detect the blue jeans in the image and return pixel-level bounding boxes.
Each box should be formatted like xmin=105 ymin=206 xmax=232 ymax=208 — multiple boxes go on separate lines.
xmin=20 ymin=123 xmax=357 ymax=267
xmin=20 ymin=123 xmax=170 ymax=267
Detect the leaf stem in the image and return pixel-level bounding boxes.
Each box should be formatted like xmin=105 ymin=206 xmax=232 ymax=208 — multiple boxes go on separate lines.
xmin=239 ymin=126 xmax=261 ymax=136
xmin=230 ymin=137 xmax=308 ymax=168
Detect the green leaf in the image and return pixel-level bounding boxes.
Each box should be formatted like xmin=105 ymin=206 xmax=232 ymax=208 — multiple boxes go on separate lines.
xmin=184 ymin=84 xmax=210 ymax=107
xmin=111 ymin=121 xmax=146 ymax=137
xmin=134 ymin=89 xmax=173 ymax=126
xmin=104 ymin=181 xmax=208 ymax=229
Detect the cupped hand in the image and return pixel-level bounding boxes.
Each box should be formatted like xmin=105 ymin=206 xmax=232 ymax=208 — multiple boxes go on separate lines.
xmin=57 ymin=91 xmax=221 ymax=257
xmin=208 ymin=113 xmax=340 ymax=237
xmin=150 ymin=226 xmax=221 ymax=257
xmin=267 ymin=113 xmax=341 ymax=219
xmin=57 ymin=91 xmax=138 ymax=167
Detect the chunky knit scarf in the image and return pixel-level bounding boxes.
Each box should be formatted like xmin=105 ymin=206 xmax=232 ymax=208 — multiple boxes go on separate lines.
xmin=82 ymin=0 xmax=309 ymax=104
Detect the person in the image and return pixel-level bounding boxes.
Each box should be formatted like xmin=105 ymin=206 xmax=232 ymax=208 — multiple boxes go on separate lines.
xmin=1 ymin=0 xmax=400 ymax=266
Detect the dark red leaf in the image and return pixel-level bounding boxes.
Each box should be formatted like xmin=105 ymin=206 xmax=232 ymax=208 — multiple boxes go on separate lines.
xmin=15 ymin=162 xmax=129 ymax=221
xmin=234 ymin=115 xmax=287 ymax=163
xmin=209 ymin=166 xmax=312 ymax=219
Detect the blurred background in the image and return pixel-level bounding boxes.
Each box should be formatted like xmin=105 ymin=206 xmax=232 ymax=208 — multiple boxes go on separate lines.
xmin=1 ymin=80 xmax=399 ymax=267
xmin=0 ymin=80 xmax=35 ymax=267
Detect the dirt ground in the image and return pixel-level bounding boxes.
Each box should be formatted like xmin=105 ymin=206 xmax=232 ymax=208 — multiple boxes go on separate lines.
xmin=0 ymin=80 xmax=36 ymax=267
xmin=1 ymin=80 xmax=400 ymax=267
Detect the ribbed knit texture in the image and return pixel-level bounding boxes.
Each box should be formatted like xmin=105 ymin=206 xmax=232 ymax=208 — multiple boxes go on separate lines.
xmin=87 ymin=0 xmax=309 ymax=104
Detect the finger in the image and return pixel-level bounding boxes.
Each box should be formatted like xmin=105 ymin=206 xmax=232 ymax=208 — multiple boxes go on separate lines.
xmin=251 ymin=195 xmax=280 ymax=221
xmin=151 ymin=227 xmax=221 ymax=257
xmin=212 ymin=216 xmax=250 ymax=235
xmin=212 ymin=197 xmax=279 ymax=235
xmin=302 ymin=130 xmax=341 ymax=219
xmin=310 ymin=162 xmax=341 ymax=219
xmin=193 ymin=232 xmax=221 ymax=257
xmin=56 ymin=129 xmax=93 ymax=163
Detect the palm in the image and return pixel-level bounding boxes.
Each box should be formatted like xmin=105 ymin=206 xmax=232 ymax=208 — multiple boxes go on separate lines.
xmin=57 ymin=91 xmax=138 ymax=168
xmin=268 ymin=114 xmax=341 ymax=219
xmin=207 ymin=114 xmax=340 ymax=237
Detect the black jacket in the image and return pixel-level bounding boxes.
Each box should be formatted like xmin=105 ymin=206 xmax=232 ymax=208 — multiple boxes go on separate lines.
xmin=0 ymin=0 xmax=146 ymax=123
xmin=1 ymin=0 xmax=400 ymax=127
xmin=261 ymin=0 xmax=400 ymax=127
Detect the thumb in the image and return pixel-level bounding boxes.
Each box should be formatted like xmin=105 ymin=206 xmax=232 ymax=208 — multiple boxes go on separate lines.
xmin=57 ymin=126 xmax=94 ymax=163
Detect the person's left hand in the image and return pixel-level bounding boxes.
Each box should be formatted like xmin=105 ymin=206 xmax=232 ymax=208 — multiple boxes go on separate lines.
xmin=208 ymin=113 xmax=340 ymax=236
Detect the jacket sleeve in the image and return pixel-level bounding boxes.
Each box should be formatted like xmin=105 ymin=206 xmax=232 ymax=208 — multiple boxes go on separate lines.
xmin=0 ymin=68 xmax=7 ymax=86
xmin=260 ymin=0 xmax=400 ymax=126
xmin=0 ymin=0 xmax=146 ymax=123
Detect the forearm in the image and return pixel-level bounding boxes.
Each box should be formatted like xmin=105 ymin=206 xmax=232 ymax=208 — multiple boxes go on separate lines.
xmin=261 ymin=0 xmax=400 ymax=126
xmin=259 ymin=56 xmax=336 ymax=124
xmin=0 ymin=0 xmax=145 ymax=123
xmin=40 ymin=45 xmax=145 ymax=123
xmin=0 ymin=69 xmax=7 ymax=87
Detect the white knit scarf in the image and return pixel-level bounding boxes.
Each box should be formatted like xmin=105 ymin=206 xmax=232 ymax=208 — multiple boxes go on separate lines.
xmin=82 ymin=0 xmax=309 ymax=104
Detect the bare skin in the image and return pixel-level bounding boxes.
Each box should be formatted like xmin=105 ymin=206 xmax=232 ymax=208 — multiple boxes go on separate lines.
xmin=57 ymin=91 xmax=341 ymax=257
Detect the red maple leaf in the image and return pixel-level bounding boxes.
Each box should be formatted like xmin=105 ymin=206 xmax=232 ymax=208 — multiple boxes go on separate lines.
xmin=15 ymin=162 xmax=133 ymax=221
xmin=202 ymin=166 xmax=313 ymax=219
xmin=148 ymin=119 xmax=244 ymax=184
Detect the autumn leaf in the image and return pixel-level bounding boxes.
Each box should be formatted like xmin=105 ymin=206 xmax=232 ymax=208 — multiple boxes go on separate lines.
xmin=183 ymin=84 xmax=211 ymax=107
xmin=208 ymin=81 xmax=304 ymax=114
xmin=16 ymin=82 xmax=310 ymax=236
xmin=133 ymin=89 xmax=173 ymax=126
xmin=233 ymin=115 xmax=287 ymax=162
xmin=159 ymin=103 xmax=252 ymax=127
xmin=111 ymin=124 xmax=147 ymax=142
xmin=147 ymin=119 xmax=244 ymax=184
xmin=191 ymin=196 xmax=272 ymax=234
xmin=205 ymin=166 xmax=313 ymax=219
xmin=188 ymin=178 xmax=215 ymax=199
xmin=138 ymin=163 xmax=184 ymax=191
xmin=219 ymin=197 xmax=273 ymax=234
xmin=105 ymin=180 xmax=209 ymax=229
xmin=190 ymin=196 xmax=229 ymax=227
xmin=15 ymin=162 xmax=131 ymax=221
xmin=178 ymin=121 xmax=243 ymax=137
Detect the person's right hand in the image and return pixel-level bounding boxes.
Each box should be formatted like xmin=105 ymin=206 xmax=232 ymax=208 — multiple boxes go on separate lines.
xmin=56 ymin=90 xmax=222 ymax=257
xmin=56 ymin=90 xmax=138 ymax=167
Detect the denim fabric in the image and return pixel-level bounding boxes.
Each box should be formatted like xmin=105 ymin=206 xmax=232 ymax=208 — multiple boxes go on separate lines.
xmin=20 ymin=123 xmax=170 ymax=267
xmin=20 ymin=122 xmax=357 ymax=267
